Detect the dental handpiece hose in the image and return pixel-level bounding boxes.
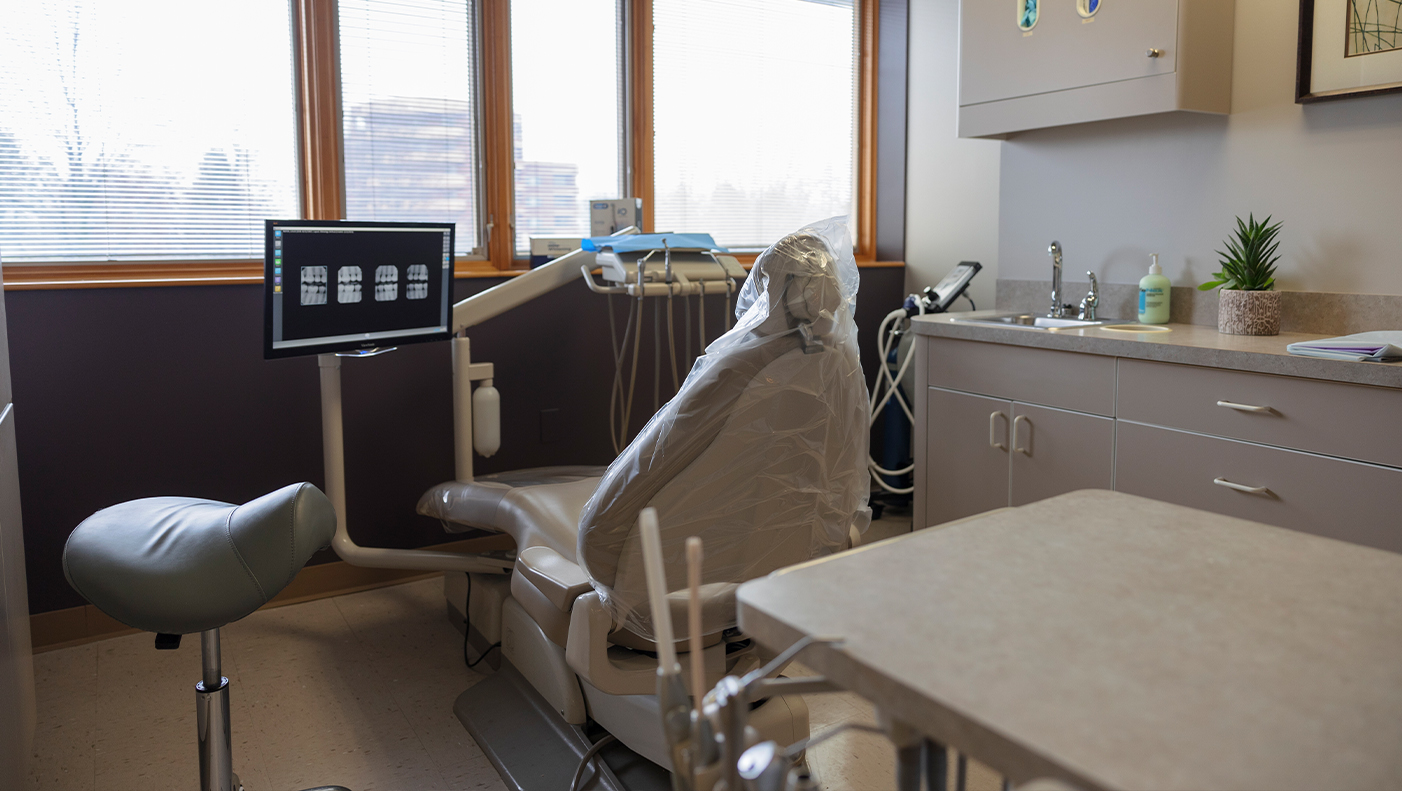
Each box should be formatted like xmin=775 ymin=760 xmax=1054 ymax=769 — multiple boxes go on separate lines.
xmin=686 ymin=538 xmax=705 ymax=714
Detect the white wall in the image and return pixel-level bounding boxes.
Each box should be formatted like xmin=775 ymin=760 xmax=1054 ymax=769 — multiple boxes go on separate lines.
xmin=904 ymin=0 xmax=1002 ymax=310
xmin=997 ymin=0 xmax=1402 ymax=295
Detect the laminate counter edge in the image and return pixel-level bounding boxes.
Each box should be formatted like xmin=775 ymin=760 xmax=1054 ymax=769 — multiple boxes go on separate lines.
xmin=910 ymin=313 xmax=1402 ymax=390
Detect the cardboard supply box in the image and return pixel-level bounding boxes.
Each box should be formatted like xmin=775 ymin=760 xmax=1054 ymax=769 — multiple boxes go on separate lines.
xmin=528 ymin=237 xmax=583 ymax=268
xmin=590 ymin=198 xmax=643 ymax=237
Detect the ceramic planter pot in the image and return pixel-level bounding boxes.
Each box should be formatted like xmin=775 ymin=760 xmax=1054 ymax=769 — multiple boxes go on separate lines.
xmin=1217 ymin=289 xmax=1281 ymax=336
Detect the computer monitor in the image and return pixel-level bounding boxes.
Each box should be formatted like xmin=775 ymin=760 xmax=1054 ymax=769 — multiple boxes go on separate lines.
xmin=263 ymin=220 xmax=455 ymax=359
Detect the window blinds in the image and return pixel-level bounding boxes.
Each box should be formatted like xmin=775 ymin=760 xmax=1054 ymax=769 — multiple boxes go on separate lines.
xmin=510 ymin=0 xmax=625 ymax=254
xmin=340 ymin=0 xmax=481 ymax=255
xmin=652 ymin=0 xmax=857 ymax=250
xmin=0 ymin=1 xmax=300 ymax=263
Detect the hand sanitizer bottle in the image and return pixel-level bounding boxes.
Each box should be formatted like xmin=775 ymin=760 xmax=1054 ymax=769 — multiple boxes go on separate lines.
xmin=1138 ymin=254 xmax=1171 ymax=324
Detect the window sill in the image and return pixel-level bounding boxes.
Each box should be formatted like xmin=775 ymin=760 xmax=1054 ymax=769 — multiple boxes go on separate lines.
xmin=1 ymin=259 xmax=527 ymax=291
xmin=1 ymin=257 xmax=901 ymax=291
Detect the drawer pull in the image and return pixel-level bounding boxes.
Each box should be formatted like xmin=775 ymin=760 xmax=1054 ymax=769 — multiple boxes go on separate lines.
xmin=989 ymin=411 xmax=1008 ymax=450
xmin=1216 ymin=400 xmax=1274 ymax=414
xmin=1213 ymin=477 xmax=1272 ymax=496
xmin=1013 ymin=414 xmax=1032 ymax=456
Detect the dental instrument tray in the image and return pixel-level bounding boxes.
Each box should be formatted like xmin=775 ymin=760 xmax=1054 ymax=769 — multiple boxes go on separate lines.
xmin=587 ymin=232 xmax=745 ymax=285
xmin=597 ymin=247 xmax=746 ymax=285
xmin=263 ymin=219 xmax=455 ymax=359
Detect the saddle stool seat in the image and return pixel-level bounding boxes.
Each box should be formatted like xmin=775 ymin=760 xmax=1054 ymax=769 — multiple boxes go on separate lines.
xmin=64 ymin=482 xmax=336 ymax=635
xmin=63 ymin=483 xmax=348 ymax=791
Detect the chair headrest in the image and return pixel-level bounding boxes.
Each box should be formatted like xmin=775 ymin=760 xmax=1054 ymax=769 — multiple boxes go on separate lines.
xmin=735 ymin=220 xmax=857 ymax=344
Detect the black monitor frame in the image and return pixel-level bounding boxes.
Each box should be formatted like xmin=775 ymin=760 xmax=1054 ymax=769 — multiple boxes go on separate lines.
xmin=263 ymin=219 xmax=455 ymax=359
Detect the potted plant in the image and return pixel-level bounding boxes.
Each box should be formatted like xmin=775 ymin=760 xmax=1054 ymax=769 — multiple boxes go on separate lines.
xmin=1199 ymin=214 xmax=1283 ymax=336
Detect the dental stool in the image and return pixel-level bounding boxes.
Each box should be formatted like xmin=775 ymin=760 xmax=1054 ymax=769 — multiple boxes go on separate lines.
xmin=63 ymin=482 xmax=351 ymax=791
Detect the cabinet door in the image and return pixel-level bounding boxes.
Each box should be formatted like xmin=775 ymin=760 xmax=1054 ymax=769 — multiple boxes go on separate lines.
xmin=0 ymin=407 xmax=31 ymax=790
xmin=959 ymin=0 xmax=1179 ymax=106
xmin=925 ymin=388 xmax=1011 ymax=527
xmin=1009 ymin=402 xmax=1114 ymax=507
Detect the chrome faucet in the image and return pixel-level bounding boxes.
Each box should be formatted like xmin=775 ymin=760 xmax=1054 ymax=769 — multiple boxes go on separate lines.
xmin=1048 ymin=242 xmax=1075 ymax=318
xmin=1079 ymin=272 xmax=1100 ymax=320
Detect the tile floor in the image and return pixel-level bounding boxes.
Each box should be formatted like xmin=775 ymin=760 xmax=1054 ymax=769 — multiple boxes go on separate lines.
xmin=28 ymin=579 xmax=501 ymax=791
xmin=29 ymin=553 xmax=1003 ymax=790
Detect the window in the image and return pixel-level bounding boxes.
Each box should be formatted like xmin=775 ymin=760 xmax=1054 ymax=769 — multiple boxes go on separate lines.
xmin=339 ymin=0 xmax=482 ymax=256
xmin=0 ymin=0 xmax=879 ymax=285
xmin=0 ymin=0 xmax=300 ymax=262
xmin=509 ymin=0 xmax=625 ymax=253
xmin=652 ymin=0 xmax=858 ymax=250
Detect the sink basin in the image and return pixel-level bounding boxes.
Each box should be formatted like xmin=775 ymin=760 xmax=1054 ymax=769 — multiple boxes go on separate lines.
xmin=949 ymin=313 xmax=1119 ymax=330
xmin=1099 ymin=324 xmax=1172 ymax=333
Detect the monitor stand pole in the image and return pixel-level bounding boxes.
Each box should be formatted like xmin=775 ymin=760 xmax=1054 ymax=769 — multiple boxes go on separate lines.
xmin=316 ymin=351 xmax=511 ymax=574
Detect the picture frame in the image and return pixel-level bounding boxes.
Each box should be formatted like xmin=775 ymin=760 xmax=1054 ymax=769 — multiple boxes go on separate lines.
xmin=1297 ymin=0 xmax=1402 ymax=103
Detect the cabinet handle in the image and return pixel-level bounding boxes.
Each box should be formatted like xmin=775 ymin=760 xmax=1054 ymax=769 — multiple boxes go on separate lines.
xmin=989 ymin=411 xmax=1008 ymax=450
xmin=1216 ymin=400 xmax=1274 ymax=414
xmin=1013 ymin=414 xmax=1032 ymax=456
xmin=1146 ymin=48 xmax=1163 ymax=58
xmin=1213 ymin=477 xmax=1272 ymax=496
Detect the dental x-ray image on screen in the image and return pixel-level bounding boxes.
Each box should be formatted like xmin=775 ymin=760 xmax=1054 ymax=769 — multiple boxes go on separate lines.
xmin=264 ymin=220 xmax=454 ymax=359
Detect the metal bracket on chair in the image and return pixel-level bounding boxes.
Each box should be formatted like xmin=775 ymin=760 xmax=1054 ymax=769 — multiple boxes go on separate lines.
xmin=155 ymin=633 xmax=181 ymax=650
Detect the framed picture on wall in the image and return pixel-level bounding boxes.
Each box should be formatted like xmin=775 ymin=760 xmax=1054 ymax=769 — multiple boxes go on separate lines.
xmin=1297 ymin=0 xmax=1402 ymax=102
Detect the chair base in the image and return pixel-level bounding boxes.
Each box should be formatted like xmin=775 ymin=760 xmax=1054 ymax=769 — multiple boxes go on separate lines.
xmin=454 ymin=660 xmax=669 ymax=791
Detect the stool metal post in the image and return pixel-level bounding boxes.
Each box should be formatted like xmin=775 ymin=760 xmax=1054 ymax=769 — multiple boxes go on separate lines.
xmin=195 ymin=628 xmax=236 ymax=791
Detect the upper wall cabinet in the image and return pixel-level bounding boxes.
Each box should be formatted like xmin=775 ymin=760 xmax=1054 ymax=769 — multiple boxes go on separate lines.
xmin=957 ymin=0 xmax=1235 ymax=138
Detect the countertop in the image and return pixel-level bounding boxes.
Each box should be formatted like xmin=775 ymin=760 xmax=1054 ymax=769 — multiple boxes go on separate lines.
xmin=910 ymin=311 xmax=1402 ymax=389
xmin=738 ymin=490 xmax=1402 ymax=791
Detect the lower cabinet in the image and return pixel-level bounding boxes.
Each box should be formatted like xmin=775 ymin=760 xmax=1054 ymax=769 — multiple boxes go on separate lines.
xmin=924 ymin=388 xmax=1114 ymax=524
xmin=917 ymin=335 xmax=1402 ymax=554
xmin=1115 ymin=421 xmax=1402 ymax=554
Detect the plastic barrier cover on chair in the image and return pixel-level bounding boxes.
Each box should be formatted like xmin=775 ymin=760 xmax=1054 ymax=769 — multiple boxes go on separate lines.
xmin=577 ymin=216 xmax=871 ymax=641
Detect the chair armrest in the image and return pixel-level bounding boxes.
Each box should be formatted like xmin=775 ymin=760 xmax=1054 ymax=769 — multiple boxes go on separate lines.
xmin=566 ymin=591 xmax=656 ymax=696
xmin=515 ymin=546 xmax=592 ymax=612
xmin=565 ymin=591 xmax=727 ymax=697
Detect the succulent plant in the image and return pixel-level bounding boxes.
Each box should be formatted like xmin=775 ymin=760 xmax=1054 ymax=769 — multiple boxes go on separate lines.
xmin=1199 ymin=214 xmax=1281 ymax=291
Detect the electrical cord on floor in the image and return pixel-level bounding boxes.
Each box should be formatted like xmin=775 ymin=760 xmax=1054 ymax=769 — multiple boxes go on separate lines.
xmin=462 ymin=573 xmax=501 ymax=670
xmin=569 ymin=734 xmax=617 ymax=791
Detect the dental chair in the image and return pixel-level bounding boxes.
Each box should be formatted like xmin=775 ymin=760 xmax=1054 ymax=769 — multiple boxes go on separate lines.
xmin=417 ymin=218 xmax=871 ymax=776
xmin=63 ymin=483 xmax=350 ymax=791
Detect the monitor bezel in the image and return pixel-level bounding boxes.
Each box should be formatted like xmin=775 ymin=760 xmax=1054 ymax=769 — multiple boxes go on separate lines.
xmin=262 ymin=219 xmax=456 ymax=360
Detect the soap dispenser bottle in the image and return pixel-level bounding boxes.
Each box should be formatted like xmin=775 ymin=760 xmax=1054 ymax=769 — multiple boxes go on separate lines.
xmin=1138 ymin=254 xmax=1171 ymax=324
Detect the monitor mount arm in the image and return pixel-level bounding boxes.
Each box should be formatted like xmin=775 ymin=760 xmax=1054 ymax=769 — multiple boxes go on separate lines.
xmin=447 ymin=242 xmax=606 ymax=483
xmin=320 ymin=234 xmax=629 ymax=574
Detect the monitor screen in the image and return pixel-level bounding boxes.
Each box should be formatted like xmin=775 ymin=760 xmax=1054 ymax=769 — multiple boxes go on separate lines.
xmin=929 ymin=261 xmax=981 ymax=312
xmin=263 ymin=220 xmax=454 ymax=359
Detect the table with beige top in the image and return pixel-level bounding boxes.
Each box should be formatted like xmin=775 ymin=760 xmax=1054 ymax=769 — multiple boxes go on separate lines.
xmin=909 ymin=313 xmax=1402 ymax=554
xmin=737 ymin=490 xmax=1402 ymax=791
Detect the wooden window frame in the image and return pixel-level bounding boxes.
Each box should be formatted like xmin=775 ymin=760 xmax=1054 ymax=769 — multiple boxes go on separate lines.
xmin=5 ymin=0 xmax=886 ymax=291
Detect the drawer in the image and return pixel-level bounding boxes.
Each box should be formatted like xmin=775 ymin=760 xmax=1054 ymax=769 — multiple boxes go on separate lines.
xmin=1115 ymin=421 xmax=1402 ymax=554
xmin=927 ymin=337 xmax=1115 ymax=416
xmin=1117 ymin=359 xmax=1402 ymax=468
